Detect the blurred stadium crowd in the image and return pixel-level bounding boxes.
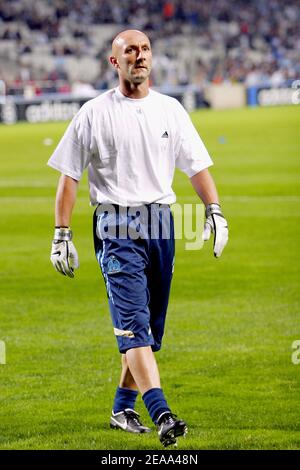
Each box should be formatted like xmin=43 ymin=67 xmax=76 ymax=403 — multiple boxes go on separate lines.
xmin=0 ymin=0 xmax=299 ymax=96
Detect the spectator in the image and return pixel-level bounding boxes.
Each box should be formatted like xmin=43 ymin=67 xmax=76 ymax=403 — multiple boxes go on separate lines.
xmin=0 ymin=0 xmax=299 ymax=92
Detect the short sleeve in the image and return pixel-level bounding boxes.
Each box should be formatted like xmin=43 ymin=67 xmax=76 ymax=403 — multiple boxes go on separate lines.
xmin=174 ymin=101 xmax=213 ymax=177
xmin=47 ymin=106 xmax=94 ymax=180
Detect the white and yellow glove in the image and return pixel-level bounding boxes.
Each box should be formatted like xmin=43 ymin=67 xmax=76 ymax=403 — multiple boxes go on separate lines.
xmin=202 ymin=203 xmax=228 ymax=258
xmin=50 ymin=227 xmax=79 ymax=278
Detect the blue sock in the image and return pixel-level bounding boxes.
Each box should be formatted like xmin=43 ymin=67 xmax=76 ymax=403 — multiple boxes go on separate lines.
xmin=113 ymin=386 xmax=138 ymax=413
xmin=142 ymin=387 xmax=170 ymax=424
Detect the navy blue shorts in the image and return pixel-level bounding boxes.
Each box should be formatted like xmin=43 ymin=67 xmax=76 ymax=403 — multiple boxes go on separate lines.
xmin=93 ymin=204 xmax=175 ymax=354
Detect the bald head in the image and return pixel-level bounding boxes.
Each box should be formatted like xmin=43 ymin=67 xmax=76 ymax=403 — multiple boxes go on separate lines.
xmin=112 ymin=30 xmax=151 ymax=57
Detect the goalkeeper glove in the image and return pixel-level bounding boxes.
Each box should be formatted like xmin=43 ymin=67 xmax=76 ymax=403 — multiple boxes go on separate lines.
xmin=202 ymin=203 xmax=228 ymax=258
xmin=50 ymin=227 xmax=79 ymax=278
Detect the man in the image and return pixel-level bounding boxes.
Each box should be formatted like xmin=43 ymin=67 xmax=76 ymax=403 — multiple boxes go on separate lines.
xmin=48 ymin=30 xmax=228 ymax=447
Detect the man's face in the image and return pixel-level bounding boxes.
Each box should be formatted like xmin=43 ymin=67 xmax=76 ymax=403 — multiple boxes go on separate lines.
xmin=111 ymin=32 xmax=152 ymax=85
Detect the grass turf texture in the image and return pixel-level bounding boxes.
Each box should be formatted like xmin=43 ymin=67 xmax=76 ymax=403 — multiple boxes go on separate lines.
xmin=0 ymin=105 xmax=299 ymax=450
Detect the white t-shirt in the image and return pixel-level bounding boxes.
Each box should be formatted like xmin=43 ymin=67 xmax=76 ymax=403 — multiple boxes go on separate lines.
xmin=48 ymin=87 xmax=213 ymax=206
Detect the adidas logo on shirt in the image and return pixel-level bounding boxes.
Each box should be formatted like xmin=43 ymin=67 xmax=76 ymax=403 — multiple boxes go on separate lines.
xmin=161 ymin=131 xmax=169 ymax=138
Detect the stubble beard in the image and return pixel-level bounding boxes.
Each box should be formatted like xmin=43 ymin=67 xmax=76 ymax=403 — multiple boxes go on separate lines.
xmin=128 ymin=65 xmax=150 ymax=85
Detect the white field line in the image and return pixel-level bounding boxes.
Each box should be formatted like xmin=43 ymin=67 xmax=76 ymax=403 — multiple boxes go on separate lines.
xmin=0 ymin=180 xmax=55 ymax=187
xmin=180 ymin=195 xmax=300 ymax=203
xmin=223 ymin=195 xmax=300 ymax=202
xmin=0 ymin=197 xmax=87 ymax=203
xmin=0 ymin=195 xmax=300 ymax=203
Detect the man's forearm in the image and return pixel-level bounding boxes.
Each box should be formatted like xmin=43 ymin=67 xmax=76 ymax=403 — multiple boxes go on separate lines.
xmin=55 ymin=174 xmax=79 ymax=227
xmin=190 ymin=168 xmax=219 ymax=206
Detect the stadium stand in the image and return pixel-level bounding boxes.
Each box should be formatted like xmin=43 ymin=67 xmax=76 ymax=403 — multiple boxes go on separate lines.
xmin=0 ymin=0 xmax=299 ymax=96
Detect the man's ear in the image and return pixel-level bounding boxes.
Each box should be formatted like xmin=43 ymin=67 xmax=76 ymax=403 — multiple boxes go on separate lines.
xmin=109 ymin=56 xmax=119 ymax=69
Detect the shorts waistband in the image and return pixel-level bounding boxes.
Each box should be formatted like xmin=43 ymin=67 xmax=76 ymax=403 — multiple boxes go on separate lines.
xmin=95 ymin=203 xmax=170 ymax=216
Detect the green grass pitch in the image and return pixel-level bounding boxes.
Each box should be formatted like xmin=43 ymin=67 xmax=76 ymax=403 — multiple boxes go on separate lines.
xmin=0 ymin=105 xmax=299 ymax=450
